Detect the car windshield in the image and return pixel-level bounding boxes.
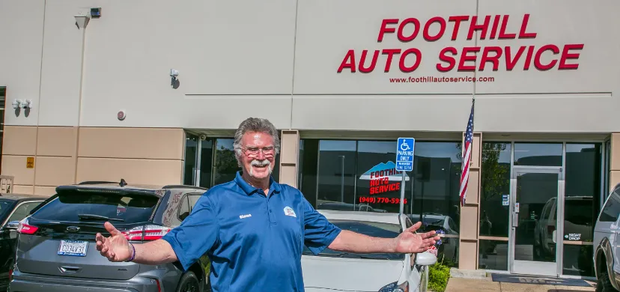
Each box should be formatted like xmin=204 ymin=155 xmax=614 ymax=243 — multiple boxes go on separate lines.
xmin=303 ymin=220 xmax=404 ymax=260
xmin=31 ymin=190 xmax=160 ymax=223
xmin=0 ymin=199 xmax=15 ymax=222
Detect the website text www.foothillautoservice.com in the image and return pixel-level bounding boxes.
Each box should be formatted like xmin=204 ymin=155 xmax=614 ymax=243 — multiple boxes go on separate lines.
xmin=388 ymin=76 xmax=496 ymax=83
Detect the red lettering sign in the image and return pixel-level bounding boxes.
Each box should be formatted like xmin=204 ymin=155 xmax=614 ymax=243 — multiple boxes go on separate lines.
xmin=367 ymin=167 xmax=401 ymax=196
xmin=338 ymin=14 xmax=584 ymax=73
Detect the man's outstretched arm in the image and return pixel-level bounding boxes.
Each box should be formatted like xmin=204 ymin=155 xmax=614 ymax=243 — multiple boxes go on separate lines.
xmin=327 ymin=222 xmax=439 ymax=254
xmin=96 ymin=222 xmax=177 ymax=264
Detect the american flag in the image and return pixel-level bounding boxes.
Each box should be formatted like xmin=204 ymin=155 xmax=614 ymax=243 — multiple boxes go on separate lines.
xmin=459 ymin=100 xmax=475 ymax=207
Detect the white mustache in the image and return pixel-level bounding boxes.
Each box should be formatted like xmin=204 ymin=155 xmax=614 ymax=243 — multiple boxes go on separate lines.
xmin=251 ymin=159 xmax=271 ymax=167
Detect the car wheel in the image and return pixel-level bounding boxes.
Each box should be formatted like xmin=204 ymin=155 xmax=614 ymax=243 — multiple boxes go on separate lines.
xmin=176 ymin=271 xmax=201 ymax=292
xmin=597 ymin=266 xmax=619 ymax=292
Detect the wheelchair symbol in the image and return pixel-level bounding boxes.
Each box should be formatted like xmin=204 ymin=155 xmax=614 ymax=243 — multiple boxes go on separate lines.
xmin=400 ymin=140 xmax=411 ymax=151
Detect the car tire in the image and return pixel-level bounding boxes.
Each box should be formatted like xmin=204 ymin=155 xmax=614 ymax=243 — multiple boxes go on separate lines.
xmin=597 ymin=266 xmax=619 ymax=292
xmin=176 ymin=271 xmax=201 ymax=292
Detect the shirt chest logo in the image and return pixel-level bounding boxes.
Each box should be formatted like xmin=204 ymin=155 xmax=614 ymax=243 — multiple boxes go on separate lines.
xmin=239 ymin=214 xmax=252 ymax=219
xmin=283 ymin=206 xmax=296 ymax=218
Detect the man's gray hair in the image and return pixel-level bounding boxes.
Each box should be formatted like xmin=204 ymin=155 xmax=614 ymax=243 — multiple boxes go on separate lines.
xmin=233 ymin=117 xmax=280 ymax=164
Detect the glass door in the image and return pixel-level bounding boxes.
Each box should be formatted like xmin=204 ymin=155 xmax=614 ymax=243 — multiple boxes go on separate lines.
xmin=509 ymin=167 xmax=564 ymax=276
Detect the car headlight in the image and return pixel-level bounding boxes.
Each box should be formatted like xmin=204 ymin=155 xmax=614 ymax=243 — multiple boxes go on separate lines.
xmin=379 ymin=281 xmax=409 ymax=292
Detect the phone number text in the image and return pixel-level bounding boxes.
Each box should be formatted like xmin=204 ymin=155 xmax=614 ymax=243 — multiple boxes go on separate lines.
xmin=359 ymin=196 xmax=408 ymax=204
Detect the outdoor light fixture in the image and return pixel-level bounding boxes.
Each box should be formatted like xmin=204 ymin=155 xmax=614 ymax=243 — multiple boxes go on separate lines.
xmin=22 ymin=99 xmax=32 ymax=109
xmin=74 ymin=15 xmax=90 ymax=29
xmin=170 ymin=69 xmax=180 ymax=88
xmin=12 ymin=99 xmax=22 ymax=109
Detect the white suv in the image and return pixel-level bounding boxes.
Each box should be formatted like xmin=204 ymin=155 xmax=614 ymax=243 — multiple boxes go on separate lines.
xmin=593 ymin=183 xmax=620 ymax=292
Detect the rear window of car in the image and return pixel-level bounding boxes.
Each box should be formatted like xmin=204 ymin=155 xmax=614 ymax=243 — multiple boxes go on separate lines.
xmin=32 ymin=191 xmax=160 ymax=223
xmin=303 ymin=220 xmax=404 ymax=260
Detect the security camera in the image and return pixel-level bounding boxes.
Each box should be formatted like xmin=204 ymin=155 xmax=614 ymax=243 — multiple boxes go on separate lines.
xmin=170 ymin=69 xmax=179 ymax=78
xmin=199 ymin=134 xmax=207 ymax=140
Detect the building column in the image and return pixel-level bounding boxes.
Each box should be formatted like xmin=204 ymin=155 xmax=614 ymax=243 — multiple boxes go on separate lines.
xmin=611 ymin=133 xmax=620 ymax=192
xmin=279 ymin=130 xmax=300 ymax=188
xmin=458 ymin=132 xmax=483 ymax=270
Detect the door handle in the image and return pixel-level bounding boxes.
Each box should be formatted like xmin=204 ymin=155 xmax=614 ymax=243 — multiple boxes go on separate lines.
xmin=59 ymin=266 xmax=81 ymax=273
xmin=512 ymin=213 xmax=519 ymax=228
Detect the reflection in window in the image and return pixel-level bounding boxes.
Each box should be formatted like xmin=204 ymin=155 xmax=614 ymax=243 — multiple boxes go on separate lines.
xmin=479 ymin=239 xmax=508 ymax=271
xmin=316 ymin=140 xmax=356 ymax=206
xmin=480 ymin=142 xmax=511 ymax=237
xmin=187 ymin=137 xmax=279 ymax=188
xmin=184 ymin=135 xmax=198 ymax=185
xmin=564 ymin=143 xmax=601 ymax=242
xmin=299 ymin=140 xmax=319 ymax=207
xmin=563 ymin=245 xmax=594 ymax=276
xmin=604 ymin=139 xmax=611 ymax=199
xmin=213 ymin=139 xmax=239 ymax=185
xmin=514 ymin=143 xmax=562 ymax=166
xmin=410 ymin=142 xmax=462 ymax=233
xmin=198 ymin=140 xmax=214 ymax=188
xmin=357 ymin=141 xmax=411 ymax=214
xmin=303 ymin=139 xmax=462 ymax=266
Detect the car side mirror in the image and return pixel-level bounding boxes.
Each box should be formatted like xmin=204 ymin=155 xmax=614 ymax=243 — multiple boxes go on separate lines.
xmin=5 ymin=221 xmax=20 ymax=230
xmin=415 ymin=251 xmax=437 ymax=266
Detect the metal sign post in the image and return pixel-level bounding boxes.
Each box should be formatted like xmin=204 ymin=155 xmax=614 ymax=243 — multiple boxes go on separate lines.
xmin=395 ymin=137 xmax=415 ymax=215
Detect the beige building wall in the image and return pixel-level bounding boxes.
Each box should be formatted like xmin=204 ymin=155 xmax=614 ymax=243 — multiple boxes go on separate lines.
xmin=279 ymin=130 xmax=300 ymax=188
xmin=1 ymin=126 xmax=186 ymax=196
xmin=458 ymin=132 xmax=483 ymax=270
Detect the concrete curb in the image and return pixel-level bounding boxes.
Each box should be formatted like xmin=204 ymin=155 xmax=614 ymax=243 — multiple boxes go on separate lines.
xmin=449 ymin=268 xmax=489 ymax=280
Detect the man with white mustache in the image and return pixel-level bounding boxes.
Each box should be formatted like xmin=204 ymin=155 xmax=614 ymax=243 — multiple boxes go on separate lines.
xmin=95 ymin=117 xmax=439 ymax=291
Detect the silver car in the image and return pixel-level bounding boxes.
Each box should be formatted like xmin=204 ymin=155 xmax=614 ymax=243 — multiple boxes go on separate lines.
xmin=593 ymin=183 xmax=620 ymax=292
xmin=8 ymin=180 xmax=211 ymax=292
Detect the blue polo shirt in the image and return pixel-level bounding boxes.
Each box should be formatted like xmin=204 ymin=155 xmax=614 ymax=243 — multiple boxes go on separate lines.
xmin=161 ymin=171 xmax=342 ymax=291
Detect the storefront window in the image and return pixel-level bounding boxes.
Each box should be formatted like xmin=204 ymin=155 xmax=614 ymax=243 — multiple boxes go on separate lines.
xmin=184 ymin=134 xmax=198 ymax=185
xmin=356 ymin=141 xmax=412 ymax=213
xmin=183 ymin=136 xmax=279 ymax=188
xmin=480 ymin=142 xmax=512 ymax=237
xmin=213 ymin=139 xmax=237 ymax=185
xmin=299 ymin=140 xmax=319 ymax=207
xmin=316 ymin=140 xmax=357 ymax=207
xmin=199 ymin=139 xmax=214 ymax=188
xmin=514 ymin=143 xmax=562 ymax=166
xmin=478 ymin=142 xmax=511 ymax=271
xmin=301 ymin=139 xmax=462 ymax=266
xmin=604 ymin=139 xmax=611 ymax=198
xmin=563 ymin=143 xmax=601 ymax=277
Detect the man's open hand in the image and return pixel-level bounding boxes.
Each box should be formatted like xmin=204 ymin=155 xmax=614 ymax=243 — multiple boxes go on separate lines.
xmin=95 ymin=222 xmax=133 ymax=262
xmin=393 ymin=221 xmax=440 ymax=253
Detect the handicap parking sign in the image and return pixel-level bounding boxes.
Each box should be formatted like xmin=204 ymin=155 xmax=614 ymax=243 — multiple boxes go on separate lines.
xmin=396 ymin=138 xmax=415 ymax=172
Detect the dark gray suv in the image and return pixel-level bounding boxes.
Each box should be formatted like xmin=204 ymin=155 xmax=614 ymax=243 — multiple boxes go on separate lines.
xmin=9 ymin=180 xmax=211 ymax=292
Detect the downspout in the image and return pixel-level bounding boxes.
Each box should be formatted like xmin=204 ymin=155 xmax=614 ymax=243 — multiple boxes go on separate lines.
xmin=73 ymin=14 xmax=89 ymax=183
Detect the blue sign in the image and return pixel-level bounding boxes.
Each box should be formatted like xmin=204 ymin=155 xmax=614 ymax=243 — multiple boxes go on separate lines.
xmin=395 ymin=137 xmax=415 ymax=172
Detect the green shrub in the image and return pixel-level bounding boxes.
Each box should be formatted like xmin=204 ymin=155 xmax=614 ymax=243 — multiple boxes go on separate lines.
xmin=428 ymin=257 xmax=451 ymax=292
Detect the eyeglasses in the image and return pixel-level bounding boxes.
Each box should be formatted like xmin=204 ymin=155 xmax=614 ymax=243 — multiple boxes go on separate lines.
xmin=242 ymin=146 xmax=276 ymax=156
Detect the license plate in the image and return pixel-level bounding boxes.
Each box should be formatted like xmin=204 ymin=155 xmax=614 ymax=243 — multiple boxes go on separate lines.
xmin=58 ymin=240 xmax=88 ymax=257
